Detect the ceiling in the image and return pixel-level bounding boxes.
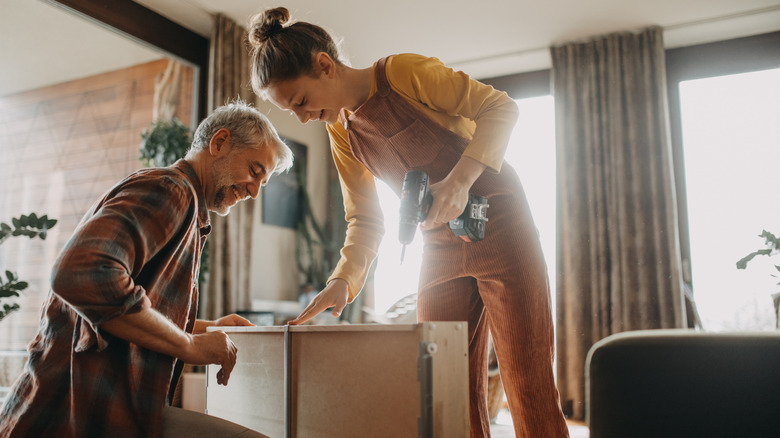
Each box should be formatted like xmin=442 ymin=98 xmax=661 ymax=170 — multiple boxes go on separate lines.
xmin=2 ymin=0 xmax=780 ymax=97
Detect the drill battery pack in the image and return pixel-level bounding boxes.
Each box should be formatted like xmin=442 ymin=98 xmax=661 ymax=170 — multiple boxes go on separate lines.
xmin=448 ymin=194 xmax=489 ymax=243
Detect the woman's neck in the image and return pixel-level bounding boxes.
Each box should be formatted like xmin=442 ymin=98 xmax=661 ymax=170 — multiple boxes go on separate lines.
xmin=342 ymin=66 xmax=374 ymax=112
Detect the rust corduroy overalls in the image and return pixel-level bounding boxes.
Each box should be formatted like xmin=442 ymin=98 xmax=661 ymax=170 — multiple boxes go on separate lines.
xmin=341 ymin=57 xmax=569 ymax=438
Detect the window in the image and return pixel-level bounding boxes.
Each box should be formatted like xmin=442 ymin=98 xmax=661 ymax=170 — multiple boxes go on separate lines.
xmin=679 ymin=68 xmax=780 ymax=331
xmin=372 ymin=96 xmax=557 ymax=316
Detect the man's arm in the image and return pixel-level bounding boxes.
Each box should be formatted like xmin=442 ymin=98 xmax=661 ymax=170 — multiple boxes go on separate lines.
xmin=101 ymin=308 xmax=238 ymax=385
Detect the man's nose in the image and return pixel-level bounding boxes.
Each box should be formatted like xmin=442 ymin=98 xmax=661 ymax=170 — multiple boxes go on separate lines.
xmin=248 ymin=182 xmax=261 ymax=199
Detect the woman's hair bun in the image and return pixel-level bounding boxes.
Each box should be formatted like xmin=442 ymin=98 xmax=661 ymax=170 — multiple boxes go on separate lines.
xmin=248 ymin=7 xmax=290 ymax=46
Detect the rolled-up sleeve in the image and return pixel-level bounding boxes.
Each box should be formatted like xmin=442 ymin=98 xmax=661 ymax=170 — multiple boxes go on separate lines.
xmin=326 ymin=123 xmax=385 ymax=302
xmin=50 ymin=175 xmax=191 ymax=347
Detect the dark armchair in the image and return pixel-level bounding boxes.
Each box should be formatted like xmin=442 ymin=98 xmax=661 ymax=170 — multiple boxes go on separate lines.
xmin=586 ymin=329 xmax=780 ymax=438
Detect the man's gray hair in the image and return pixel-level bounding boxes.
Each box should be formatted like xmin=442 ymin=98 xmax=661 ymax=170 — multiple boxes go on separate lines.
xmin=187 ymin=100 xmax=293 ymax=175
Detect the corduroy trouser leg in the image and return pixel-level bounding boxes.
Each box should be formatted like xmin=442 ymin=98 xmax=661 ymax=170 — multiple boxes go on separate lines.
xmin=417 ymin=195 xmax=569 ymax=438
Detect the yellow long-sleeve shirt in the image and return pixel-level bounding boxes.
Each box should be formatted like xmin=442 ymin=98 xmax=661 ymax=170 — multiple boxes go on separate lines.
xmin=326 ymin=54 xmax=519 ymax=301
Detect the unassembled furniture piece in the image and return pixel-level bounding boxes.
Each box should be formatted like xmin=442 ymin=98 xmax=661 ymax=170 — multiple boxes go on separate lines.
xmin=586 ymin=329 xmax=780 ymax=438
xmin=206 ymin=322 xmax=469 ymax=438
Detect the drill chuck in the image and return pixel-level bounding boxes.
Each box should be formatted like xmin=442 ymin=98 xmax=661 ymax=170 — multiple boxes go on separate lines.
xmin=399 ymin=170 xmax=432 ymax=245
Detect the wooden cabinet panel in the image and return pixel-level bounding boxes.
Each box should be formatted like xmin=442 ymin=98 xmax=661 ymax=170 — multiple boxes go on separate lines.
xmin=206 ymin=322 xmax=469 ymax=438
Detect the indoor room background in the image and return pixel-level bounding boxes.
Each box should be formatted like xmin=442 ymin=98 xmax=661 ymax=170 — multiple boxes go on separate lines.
xmin=1 ymin=0 xmax=779 ymax=424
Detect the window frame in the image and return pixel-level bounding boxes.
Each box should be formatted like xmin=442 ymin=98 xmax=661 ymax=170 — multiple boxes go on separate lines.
xmin=47 ymin=0 xmax=209 ymax=120
xmin=666 ymin=31 xmax=780 ymax=288
xmin=483 ymin=31 xmax=780 ymax=296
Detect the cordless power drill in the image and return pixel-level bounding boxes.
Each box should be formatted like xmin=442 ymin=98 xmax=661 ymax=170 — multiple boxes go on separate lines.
xmin=398 ymin=170 xmax=489 ymax=263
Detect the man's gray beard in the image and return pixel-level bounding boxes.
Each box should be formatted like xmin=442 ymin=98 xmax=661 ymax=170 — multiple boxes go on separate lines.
xmin=213 ymin=187 xmax=231 ymax=216
xmin=211 ymin=154 xmax=234 ymax=216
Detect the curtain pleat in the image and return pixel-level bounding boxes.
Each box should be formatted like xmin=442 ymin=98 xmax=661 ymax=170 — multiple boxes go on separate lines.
xmin=551 ymin=26 xmax=687 ymax=420
xmin=201 ymin=14 xmax=254 ymax=320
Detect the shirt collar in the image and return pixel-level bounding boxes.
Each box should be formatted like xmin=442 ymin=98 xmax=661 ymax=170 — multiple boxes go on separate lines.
xmin=172 ymin=159 xmax=211 ymax=236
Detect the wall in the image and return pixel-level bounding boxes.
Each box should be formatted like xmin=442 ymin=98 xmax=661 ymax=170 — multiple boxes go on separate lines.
xmin=0 ymin=59 xmax=193 ymax=350
xmin=248 ymin=101 xmax=332 ymax=303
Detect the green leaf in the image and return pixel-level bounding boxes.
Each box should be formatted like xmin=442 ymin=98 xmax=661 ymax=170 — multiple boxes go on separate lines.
xmin=0 ymin=303 xmax=21 ymax=321
xmin=29 ymin=212 xmax=38 ymax=225
xmin=0 ymin=222 xmax=10 ymax=232
xmin=12 ymin=217 xmax=20 ymax=228
xmin=46 ymin=219 xmax=58 ymax=229
xmin=5 ymin=270 xmax=13 ymax=282
xmin=14 ymin=281 xmax=28 ymax=291
xmin=139 ymin=118 xmax=192 ymax=167
xmin=1 ymin=288 xmax=20 ymax=298
xmin=736 ymin=249 xmax=772 ymax=269
xmin=760 ymin=229 xmax=780 ymax=247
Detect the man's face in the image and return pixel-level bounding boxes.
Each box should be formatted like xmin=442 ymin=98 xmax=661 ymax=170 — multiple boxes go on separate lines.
xmin=209 ymin=142 xmax=279 ymax=216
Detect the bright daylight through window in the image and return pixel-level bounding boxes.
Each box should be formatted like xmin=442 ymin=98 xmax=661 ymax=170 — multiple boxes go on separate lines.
xmin=372 ymin=96 xmax=556 ymax=317
xmin=680 ymin=68 xmax=780 ymax=331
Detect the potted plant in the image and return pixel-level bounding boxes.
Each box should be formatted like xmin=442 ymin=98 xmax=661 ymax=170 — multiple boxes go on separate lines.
xmin=139 ymin=118 xmax=191 ymax=167
xmin=736 ymin=229 xmax=780 ymax=328
xmin=0 ymin=213 xmax=57 ymax=322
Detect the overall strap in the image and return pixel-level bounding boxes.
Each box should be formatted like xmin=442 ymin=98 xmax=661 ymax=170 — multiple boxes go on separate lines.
xmin=340 ymin=56 xmax=393 ymax=126
xmin=375 ymin=56 xmax=392 ymax=96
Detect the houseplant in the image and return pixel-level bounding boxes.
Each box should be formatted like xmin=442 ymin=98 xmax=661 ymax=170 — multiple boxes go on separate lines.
xmin=736 ymin=229 xmax=780 ymax=328
xmin=139 ymin=117 xmax=191 ymax=167
xmin=0 ymin=213 xmax=57 ymax=322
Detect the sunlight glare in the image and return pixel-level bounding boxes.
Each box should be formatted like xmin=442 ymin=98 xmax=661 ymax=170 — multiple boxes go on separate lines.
xmin=679 ymin=68 xmax=780 ymax=331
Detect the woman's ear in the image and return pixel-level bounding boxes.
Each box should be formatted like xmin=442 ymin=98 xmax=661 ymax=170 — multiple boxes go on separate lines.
xmin=315 ymin=52 xmax=336 ymax=78
xmin=208 ymin=128 xmax=232 ymax=156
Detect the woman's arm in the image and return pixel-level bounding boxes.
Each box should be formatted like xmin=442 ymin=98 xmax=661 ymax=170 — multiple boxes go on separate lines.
xmin=324 ymin=122 xmax=385 ymax=301
xmin=387 ymin=54 xmax=519 ymax=175
xmin=426 ymin=156 xmax=487 ymax=226
xmin=388 ymin=54 xmax=518 ymax=224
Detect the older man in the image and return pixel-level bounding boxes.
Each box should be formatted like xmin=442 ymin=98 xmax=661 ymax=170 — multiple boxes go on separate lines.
xmin=0 ymin=101 xmax=293 ymax=438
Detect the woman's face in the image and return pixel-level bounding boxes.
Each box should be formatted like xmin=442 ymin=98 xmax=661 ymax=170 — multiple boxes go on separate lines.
xmin=266 ymin=72 xmax=344 ymax=125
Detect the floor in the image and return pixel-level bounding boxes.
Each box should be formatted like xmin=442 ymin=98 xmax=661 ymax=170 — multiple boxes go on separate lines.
xmin=490 ymin=408 xmax=590 ymax=438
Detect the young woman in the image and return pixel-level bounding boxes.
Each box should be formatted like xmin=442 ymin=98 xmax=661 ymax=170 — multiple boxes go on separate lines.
xmin=247 ymin=7 xmax=569 ymax=437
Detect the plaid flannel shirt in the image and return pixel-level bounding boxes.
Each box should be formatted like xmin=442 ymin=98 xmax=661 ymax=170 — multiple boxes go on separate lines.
xmin=0 ymin=160 xmax=211 ymax=438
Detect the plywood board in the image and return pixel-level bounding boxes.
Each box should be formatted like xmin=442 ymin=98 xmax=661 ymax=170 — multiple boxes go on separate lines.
xmin=206 ymin=323 xmax=468 ymax=438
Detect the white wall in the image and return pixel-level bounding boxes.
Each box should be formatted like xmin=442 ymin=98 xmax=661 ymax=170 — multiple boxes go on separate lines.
xmin=248 ymin=100 xmax=332 ymax=302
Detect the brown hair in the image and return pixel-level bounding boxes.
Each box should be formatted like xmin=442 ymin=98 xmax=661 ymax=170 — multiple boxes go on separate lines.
xmin=247 ymin=7 xmax=343 ymax=96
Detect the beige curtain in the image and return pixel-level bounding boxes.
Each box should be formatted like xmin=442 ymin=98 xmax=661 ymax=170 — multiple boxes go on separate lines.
xmin=551 ymin=26 xmax=687 ymax=420
xmin=201 ymin=14 xmax=254 ymax=319
xmin=153 ymin=59 xmax=182 ymax=122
